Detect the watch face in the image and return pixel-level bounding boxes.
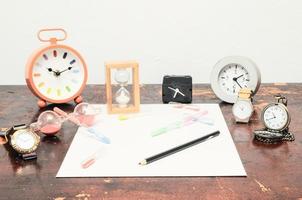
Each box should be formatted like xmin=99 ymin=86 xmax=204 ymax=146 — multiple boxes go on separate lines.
xmin=219 ymin=64 xmax=250 ymax=95
xmin=210 ymin=56 xmax=261 ymax=103
xmin=30 ymin=47 xmax=86 ymax=102
xmin=262 ymin=104 xmax=290 ymax=131
xmin=11 ymin=130 xmax=39 ymax=153
xmin=232 ymin=100 xmax=253 ymax=120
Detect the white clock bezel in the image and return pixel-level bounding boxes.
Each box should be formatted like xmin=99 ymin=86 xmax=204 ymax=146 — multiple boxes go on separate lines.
xmin=210 ymin=56 xmax=261 ymax=103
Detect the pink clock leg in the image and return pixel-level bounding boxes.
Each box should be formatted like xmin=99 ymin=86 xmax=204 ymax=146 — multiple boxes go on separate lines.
xmin=74 ymin=96 xmax=83 ymax=104
xmin=37 ymin=99 xmax=47 ymax=108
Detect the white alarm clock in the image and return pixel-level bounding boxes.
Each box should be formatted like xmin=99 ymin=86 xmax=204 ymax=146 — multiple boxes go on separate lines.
xmin=210 ymin=56 xmax=261 ymax=103
xmin=25 ymin=28 xmax=88 ymax=107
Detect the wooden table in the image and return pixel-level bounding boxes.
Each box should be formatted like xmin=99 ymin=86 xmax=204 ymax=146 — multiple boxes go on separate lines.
xmin=0 ymin=84 xmax=301 ymax=200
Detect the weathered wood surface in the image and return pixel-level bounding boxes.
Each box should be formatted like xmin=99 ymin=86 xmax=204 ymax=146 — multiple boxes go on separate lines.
xmin=0 ymin=84 xmax=301 ymax=200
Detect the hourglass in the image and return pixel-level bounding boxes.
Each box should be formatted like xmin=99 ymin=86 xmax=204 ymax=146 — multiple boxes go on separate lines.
xmin=114 ymin=69 xmax=131 ymax=108
xmin=30 ymin=103 xmax=100 ymax=136
xmin=105 ymin=61 xmax=140 ymax=114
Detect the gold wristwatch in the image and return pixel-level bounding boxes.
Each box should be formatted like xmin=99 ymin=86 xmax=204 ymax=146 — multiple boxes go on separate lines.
xmin=7 ymin=124 xmax=40 ymax=160
xmin=232 ymin=88 xmax=254 ymax=123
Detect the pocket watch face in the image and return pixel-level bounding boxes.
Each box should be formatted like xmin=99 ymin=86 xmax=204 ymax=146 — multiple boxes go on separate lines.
xmin=262 ymin=104 xmax=290 ymax=131
xmin=232 ymin=100 xmax=253 ymax=120
xmin=30 ymin=47 xmax=86 ymax=102
xmin=210 ymin=56 xmax=261 ymax=103
xmin=11 ymin=129 xmax=39 ymax=153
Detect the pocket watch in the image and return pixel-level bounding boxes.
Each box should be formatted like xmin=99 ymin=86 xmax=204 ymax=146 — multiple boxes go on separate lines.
xmin=232 ymin=88 xmax=254 ymax=123
xmin=210 ymin=56 xmax=261 ymax=103
xmin=261 ymin=96 xmax=290 ymax=131
xmin=25 ymin=28 xmax=88 ymax=107
xmin=7 ymin=124 xmax=40 ymax=160
xmin=254 ymin=95 xmax=294 ymax=144
xmin=162 ymin=75 xmax=192 ymax=103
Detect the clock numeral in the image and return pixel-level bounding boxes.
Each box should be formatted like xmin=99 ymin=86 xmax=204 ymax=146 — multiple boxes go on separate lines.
xmin=63 ymin=52 xmax=68 ymax=59
xmin=53 ymin=50 xmax=57 ymax=57
xmin=47 ymin=88 xmax=52 ymax=94
xmin=38 ymin=82 xmax=45 ymax=88
xmin=43 ymin=54 xmax=48 ymax=60
xmin=70 ymin=59 xmax=76 ymax=65
xmin=65 ymin=86 xmax=71 ymax=92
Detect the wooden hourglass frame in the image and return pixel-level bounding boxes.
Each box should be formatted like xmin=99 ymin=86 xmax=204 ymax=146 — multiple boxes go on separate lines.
xmin=105 ymin=61 xmax=140 ymax=114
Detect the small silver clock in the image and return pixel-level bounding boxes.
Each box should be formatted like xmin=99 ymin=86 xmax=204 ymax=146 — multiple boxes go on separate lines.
xmin=210 ymin=56 xmax=261 ymax=103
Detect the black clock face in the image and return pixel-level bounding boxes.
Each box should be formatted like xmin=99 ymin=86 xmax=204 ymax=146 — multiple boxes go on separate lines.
xmin=162 ymin=76 xmax=192 ymax=103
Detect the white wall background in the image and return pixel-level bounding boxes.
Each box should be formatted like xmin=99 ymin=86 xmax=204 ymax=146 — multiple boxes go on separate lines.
xmin=0 ymin=0 xmax=302 ymax=85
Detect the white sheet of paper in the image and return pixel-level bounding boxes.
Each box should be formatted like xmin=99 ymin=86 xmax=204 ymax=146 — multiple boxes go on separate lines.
xmin=56 ymin=104 xmax=246 ymax=177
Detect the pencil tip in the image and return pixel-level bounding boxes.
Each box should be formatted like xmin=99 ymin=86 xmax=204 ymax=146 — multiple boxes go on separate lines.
xmin=139 ymin=160 xmax=147 ymax=165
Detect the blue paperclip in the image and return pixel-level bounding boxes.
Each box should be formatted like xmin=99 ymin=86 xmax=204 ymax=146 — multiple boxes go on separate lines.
xmin=84 ymin=127 xmax=111 ymax=144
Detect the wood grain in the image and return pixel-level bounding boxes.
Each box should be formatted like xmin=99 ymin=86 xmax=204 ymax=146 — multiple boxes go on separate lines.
xmin=0 ymin=84 xmax=301 ymax=200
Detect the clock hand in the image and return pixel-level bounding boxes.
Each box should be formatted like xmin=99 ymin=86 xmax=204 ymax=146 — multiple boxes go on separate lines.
xmin=168 ymin=87 xmax=177 ymax=92
xmin=46 ymin=67 xmax=61 ymax=77
xmin=173 ymin=91 xmax=178 ymax=98
xmin=233 ymin=78 xmax=242 ymax=88
xmin=168 ymin=87 xmax=178 ymax=98
xmin=266 ymin=117 xmax=276 ymax=121
xmin=235 ymin=74 xmax=244 ymax=80
xmin=175 ymin=88 xmax=185 ymax=97
xmin=58 ymin=66 xmax=73 ymax=74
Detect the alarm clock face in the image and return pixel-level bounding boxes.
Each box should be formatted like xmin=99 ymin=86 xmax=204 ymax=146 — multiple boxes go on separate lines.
xmin=28 ymin=46 xmax=87 ymax=103
xmin=210 ymin=56 xmax=261 ymax=103
xmin=218 ymin=64 xmax=250 ymax=95
xmin=162 ymin=76 xmax=192 ymax=104
xmin=262 ymin=103 xmax=290 ymax=131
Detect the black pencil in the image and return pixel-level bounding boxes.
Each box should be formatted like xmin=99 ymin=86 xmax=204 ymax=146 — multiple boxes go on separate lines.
xmin=139 ymin=130 xmax=220 ymax=165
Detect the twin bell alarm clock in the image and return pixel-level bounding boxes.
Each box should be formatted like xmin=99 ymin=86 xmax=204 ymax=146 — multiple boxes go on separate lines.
xmin=25 ymin=28 xmax=88 ymax=107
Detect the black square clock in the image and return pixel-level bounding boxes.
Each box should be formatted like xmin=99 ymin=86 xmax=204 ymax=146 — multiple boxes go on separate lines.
xmin=162 ymin=75 xmax=192 ymax=103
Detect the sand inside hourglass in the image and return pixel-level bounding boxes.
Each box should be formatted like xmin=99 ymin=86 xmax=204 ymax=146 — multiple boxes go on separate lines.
xmin=114 ymin=69 xmax=132 ymax=108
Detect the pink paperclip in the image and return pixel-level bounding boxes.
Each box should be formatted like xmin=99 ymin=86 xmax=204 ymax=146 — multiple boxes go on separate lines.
xmin=173 ymin=104 xmax=201 ymax=112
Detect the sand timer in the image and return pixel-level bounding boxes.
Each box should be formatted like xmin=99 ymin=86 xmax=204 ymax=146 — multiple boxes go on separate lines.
xmin=30 ymin=111 xmax=63 ymax=136
xmin=105 ymin=61 xmax=140 ymax=114
xmin=114 ymin=69 xmax=131 ymax=108
xmin=30 ymin=103 xmax=101 ymax=136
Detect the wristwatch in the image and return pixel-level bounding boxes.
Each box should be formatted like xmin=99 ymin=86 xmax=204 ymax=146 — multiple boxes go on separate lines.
xmin=162 ymin=75 xmax=192 ymax=104
xmin=6 ymin=124 xmax=40 ymax=160
xmin=232 ymin=88 xmax=254 ymax=123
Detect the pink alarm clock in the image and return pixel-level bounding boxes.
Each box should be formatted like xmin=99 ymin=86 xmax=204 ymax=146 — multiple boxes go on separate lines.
xmin=25 ymin=28 xmax=88 ymax=107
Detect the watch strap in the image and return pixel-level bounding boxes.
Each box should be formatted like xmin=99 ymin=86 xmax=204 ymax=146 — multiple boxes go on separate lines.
xmin=238 ymin=88 xmax=253 ymax=100
xmin=13 ymin=124 xmax=27 ymax=131
xmin=22 ymin=152 xmax=37 ymax=160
